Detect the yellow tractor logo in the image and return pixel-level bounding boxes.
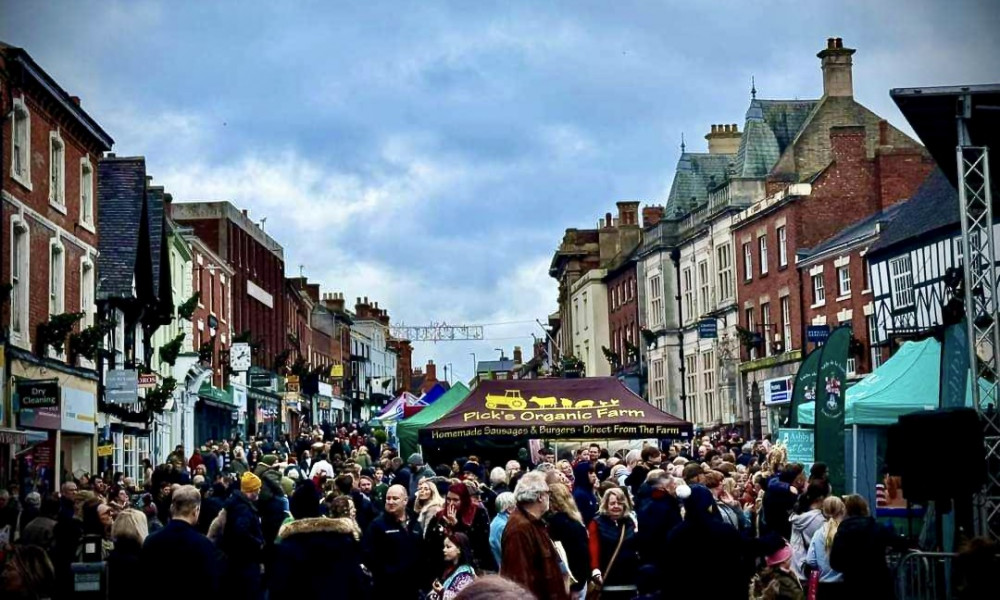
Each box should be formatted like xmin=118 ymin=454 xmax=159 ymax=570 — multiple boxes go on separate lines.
xmin=485 ymin=390 xmax=528 ymax=410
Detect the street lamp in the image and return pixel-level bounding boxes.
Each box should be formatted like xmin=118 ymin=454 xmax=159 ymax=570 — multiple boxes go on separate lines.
xmin=446 ymin=363 xmax=454 ymax=385
xmin=470 ymin=353 xmax=477 ymax=378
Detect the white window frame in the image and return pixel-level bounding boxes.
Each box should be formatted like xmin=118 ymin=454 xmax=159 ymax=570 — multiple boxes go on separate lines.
xmin=49 ymin=236 xmax=66 ymax=317
xmin=781 ymin=296 xmax=792 ymax=352
xmin=890 ymin=255 xmax=915 ymax=308
xmin=652 ymin=358 xmax=664 ymax=401
xmin=685 ymin=354 xmax=698 ymax=422
xmin=702 ymin=351 xmax=715 ymax=423
xmin=838 ymin=266 xmax=852 ymax=297
xmin=49 ymin=130 xmax=66 ymax=212
xmin=574 ymin=298 xmax=580 ymax=335
xmin=10 ymin=215 xmax=31 ymax=347
xmin=778 ymin=226 xmax=787 ymax=267
xmin=812 ymin=274 xmax=826 ymax=307
xmin=743 ymin=242 xmax=752 ymax=281
xmin=761 ymin=302 xmax=772 ymax=356
xmin=745 ymin=307 xmax=756 ymax=360
xmin=682 ymin=267 xmax=694 ymax=321
xmin=846 ymin=357 xmax=857 ymax=376
xmin=717 ymin=244 xmax=733 ymax=302
xmin=759 ymin=235 xmax=769 ymax=275
xmin=80 ymin=256 xmax=96 ymax=328
xmin=611 ymin=286 xmax=618 ymax=311
xmin=698 ymin=260 xmax=710 ymax=315
xmin=11 ymin=97 xmax=32 ymax=189
xmin=649 ymin=274 xmax=663 ymax=328
xmin=582 ymin=292 xmax=588 ymax=330
xmin=79 ymin=155 xmax=95 ymax=229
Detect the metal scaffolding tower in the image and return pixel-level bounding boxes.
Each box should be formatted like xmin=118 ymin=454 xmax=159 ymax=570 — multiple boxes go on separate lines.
xmin=956 ymin=92 xmax=1000 ymax=539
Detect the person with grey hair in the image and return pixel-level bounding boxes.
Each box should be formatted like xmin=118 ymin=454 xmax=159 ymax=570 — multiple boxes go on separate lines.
xmin=16 ymin=492 xmax=42 ymax=540
xmin=500 ymin=472 xmax=569 ymax=600
xmin=488 ymin=492 xmax=516 ymax=567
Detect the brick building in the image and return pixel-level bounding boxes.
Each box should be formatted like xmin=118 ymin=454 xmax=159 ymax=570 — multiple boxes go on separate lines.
xmin=183 ymin=233 xmax=234 ymax=388
xmin=731 ymin=38 xmax=934 ymax=435
xmin=603 ymin=238 xmax=642 ymax=393
xmin=1 ymin=43 xmax=113 ymax=489
xmin=171 ymin=202 xmax=286 ymax=438
xmin=388 ymin=338 xmax=413 ymax=395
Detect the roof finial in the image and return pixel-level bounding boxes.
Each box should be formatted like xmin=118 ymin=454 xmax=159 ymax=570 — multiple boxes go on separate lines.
xmin=680 ymin=132 xmax=686 ymax=154
xmin=751 ymin=75 xmax=757 ymax=100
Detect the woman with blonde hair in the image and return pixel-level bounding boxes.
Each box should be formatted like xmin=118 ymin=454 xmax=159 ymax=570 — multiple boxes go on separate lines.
xmin=414 ymin=478 xmax=445 ymax=534
xmin=805 ymin=495 xmax=845 ymax=596
xmin=588 ymin=487 xmax=639 ymax=598
xmin=107 ymin=509 xmax=148 ymax=600
xmin=547 ymin=483 xmax=589 ymax=599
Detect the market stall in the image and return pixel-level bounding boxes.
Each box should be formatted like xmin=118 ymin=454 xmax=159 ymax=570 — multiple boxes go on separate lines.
xmin=419 ymin=378 xmax=691 ymax=460
xmin=397 ymin=383 xmax=470 ymax=458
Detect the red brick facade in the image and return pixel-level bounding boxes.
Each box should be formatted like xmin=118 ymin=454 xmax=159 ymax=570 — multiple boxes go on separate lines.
xmin=605 ymin=261 xmax=640 ymax=370
xmin=1 ymin=49 xmax=110 ymax=355
xmin=388 ymin=338 xmax=413 ymax=394
xmin=735 ymin=126 xmax=934 ymax=361
xmin=185 ymin=237 xmax=233 ymax=387
xmin=171 ymin=205 xmax=286 ymax=374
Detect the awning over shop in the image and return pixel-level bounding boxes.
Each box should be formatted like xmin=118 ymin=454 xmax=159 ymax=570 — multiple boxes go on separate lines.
xmin=797 ymin=338 xmax=979 ymax=426
xmin=398 ymin=382 xmax=470 ymax=458
xmin=419 ymin=377 xmax=692 ymax=445
xmin=0 ymin=427 xmax=28 ymax=446
xmin=198 ymin=383 xmax=236 ymax=410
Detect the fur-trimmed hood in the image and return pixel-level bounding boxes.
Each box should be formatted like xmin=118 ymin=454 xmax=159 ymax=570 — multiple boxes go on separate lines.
xmin=277 ymin=517 xmax=361 ymax=542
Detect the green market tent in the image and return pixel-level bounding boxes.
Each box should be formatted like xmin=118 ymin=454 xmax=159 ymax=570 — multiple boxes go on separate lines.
xmin=797 ymin=338 xmax=978 ymax=426
xmin=397 ymin=382 xmax=470 ymax=458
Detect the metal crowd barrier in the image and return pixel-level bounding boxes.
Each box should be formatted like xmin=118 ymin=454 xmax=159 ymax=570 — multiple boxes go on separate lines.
xmin=894 ymin=551 xmax=957 ymax=600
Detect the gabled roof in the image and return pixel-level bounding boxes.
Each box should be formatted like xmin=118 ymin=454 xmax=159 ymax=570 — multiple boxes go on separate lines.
xmin=734 ymin=99 xmax=819 ymax=178
xmin=146 ymin=186 xmax=167 ymax=301
xmin=798 ymin=203 xmax=904 ymax=266
xmin=665 ymin=153 xmax=735 ymax=216
xmin=97 ymin=157 xmax=147 ymax=300
xmin=868 ymin=169 xmax=958 ymax=256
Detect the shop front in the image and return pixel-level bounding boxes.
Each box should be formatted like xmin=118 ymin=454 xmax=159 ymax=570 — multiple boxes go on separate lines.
xmin=195 ymin=384 xmax=238 ymax=445
xmin=247 ymin=386 xmax=281 ymax=441
xmin=10 ymin=350 xmax=98 ymax=493
xmin=738 ymin=350 xmax=802 ymax=438
xmin=283 ymin=395 xmax=304 ymax=439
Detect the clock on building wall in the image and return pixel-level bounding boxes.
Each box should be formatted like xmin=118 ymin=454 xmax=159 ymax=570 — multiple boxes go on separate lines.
xmin=230 ymin=342 xmax=251 ymax=372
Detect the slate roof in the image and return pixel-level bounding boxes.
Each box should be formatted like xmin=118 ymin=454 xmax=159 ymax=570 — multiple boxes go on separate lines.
xmin=477 ymin=359 xmax=516 ymax=374
xmin=799 ymin=204 xmax=904 ymax=264
xmin=734 ymin=99 xmax=819 ymax=178
xmin=868 ymin=169 xmax=958 ymax=256
xmin=665 ymin=153 xmax=735 ymax=216
xmin=146 ymin=186 xmax=166 ymax=301
xmin=97 ymin=157 xmax=147 ymax=300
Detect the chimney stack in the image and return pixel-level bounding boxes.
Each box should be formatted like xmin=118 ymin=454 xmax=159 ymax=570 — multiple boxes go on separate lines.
xmin=817 ymin=36 xmax=855 ymax=98
xmin=425 ymin=360 xmax=437 ymax=382
xmin=616 ymin=201 xmax=640 ymax=227
xmin=513 ymin=346 xmax=523 ymax=365
xmin=70 ymin=96 xmax=81 ymax=106
xmin=705 ymin=123 xmax=742 ymax=155
xmin=642 ymin=205 xmax=664 ymax=228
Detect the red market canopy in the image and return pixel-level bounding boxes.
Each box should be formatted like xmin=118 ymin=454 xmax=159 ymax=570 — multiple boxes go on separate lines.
xmin=419 ymin=377 xmax=692 ymax=444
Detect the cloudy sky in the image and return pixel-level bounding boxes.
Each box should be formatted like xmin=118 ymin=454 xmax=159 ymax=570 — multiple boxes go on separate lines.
xmin=4 ymin=0 xmax=999 ymax=382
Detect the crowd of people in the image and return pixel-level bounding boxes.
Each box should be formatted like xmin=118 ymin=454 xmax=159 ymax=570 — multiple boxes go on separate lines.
xmin=0 ymin=424 xmax=995 ymax=599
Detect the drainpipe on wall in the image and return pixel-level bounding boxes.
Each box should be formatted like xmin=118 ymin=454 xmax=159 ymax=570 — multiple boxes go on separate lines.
xmin=671 ymin=247 xmax=686 ymax=421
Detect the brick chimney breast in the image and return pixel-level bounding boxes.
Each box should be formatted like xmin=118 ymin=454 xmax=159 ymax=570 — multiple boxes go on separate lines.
xmin=425 ymin=360 xmax=437 ymax=382
xmin=642 ymin=205 xmax=664 ymax=228
xmin=513 ymin=346 xmax=523 ymax=364
xmin=817 ymin=37 xmax=855 ymax=98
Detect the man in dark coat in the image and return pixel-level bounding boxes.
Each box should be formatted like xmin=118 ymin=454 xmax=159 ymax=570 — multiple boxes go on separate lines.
xmin=635 ymin=472 xmax=683 ymax=570
xmin=140 ymin=485 xmax=220 ymax=594
xmin=662 ymin=485 xmax=749 ymax=598
xmin=220 ymin=472 xmax=265 ymax=600
xmin=572 ymin=461 xmax=598 ymax=525
xmin=363 ymin=484 xmax=424 ymax=599
xmin=268 ymin=516 xmax=370 ymax=599
xmin=761 ymin=463 xmax=804 ymax=540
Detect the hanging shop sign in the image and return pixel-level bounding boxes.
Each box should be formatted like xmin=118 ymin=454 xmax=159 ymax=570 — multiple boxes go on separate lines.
xmin=698 ymin=319 xmax=718 ymax=339
xmin=138 ymin=373 xmax=158 ymax=389
xmin=97 ymin=444 xmax=114 ymax=458
xmin=105 ymin=370 xmax=139 ymax=403
xmin=17 ymin=380 xmax=60 ymax=408
xmin=285 ymin=375 xmax=300 ymax=393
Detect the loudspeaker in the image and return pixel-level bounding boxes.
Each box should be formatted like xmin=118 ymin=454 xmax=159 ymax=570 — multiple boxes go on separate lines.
xmin=894 ymin=408 xmax=985 ymax=503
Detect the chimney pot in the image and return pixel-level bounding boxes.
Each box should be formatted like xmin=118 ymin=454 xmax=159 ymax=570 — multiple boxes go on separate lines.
xmin=711 ymin=124 xmax=718 ymax=133
xmin=70 ymin=95 xmax=81 ymax=106
xmin=732 ymin=123 xmax=738 ymax=131
xmin=827 ymin=37 xmax=835 ymax=49
xmin=835 ymin=37 xmax=843 ymax=48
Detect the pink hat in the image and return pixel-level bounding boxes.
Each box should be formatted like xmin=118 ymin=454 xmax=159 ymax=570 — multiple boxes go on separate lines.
xmin=766 ymin=543 xmax=792 ymax=567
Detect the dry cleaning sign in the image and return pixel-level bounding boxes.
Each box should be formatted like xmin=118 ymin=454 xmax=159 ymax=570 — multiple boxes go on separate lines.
xmin=17 ymin=380 xmax=60 ymax=408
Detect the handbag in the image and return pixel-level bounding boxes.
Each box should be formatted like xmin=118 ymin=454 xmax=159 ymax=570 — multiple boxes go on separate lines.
xmin=586 ymin=523 xmax=626 ymax=600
